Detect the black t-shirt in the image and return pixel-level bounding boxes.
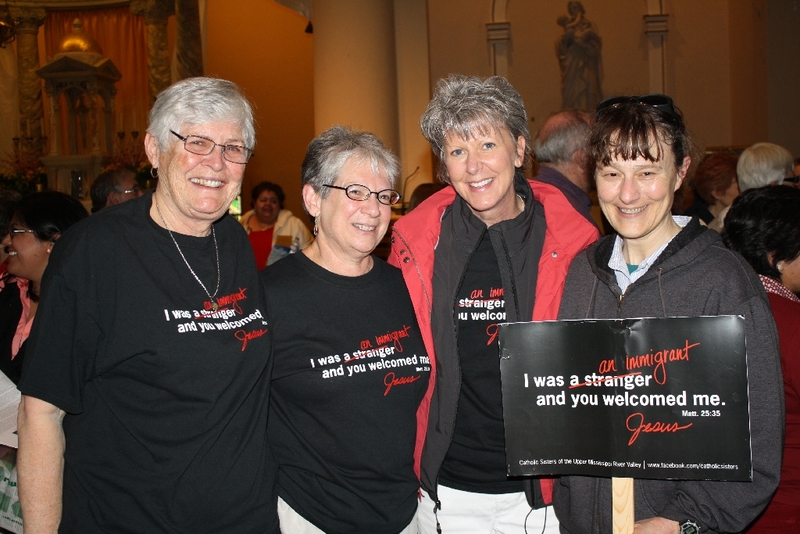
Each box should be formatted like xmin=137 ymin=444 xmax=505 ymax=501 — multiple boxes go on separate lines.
xmin=439 ymin=232 xmax=522 ymax=494
xmin=263 ymin=252 xmax=430 ymax=534
xmin=18 ymin=193 xmax=278 ymax=533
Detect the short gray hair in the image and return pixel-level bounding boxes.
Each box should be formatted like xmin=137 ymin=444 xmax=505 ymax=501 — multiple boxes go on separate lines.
xmin=147 ymin=77 xmax=256 ymax=152
xmin=533 ymin=110 xmax=590 ymax=164
xmin=301 ymin=126 xmax=400 ymax=201
xmin=420 ymin=74 xmax=531 ymax=182
xmin=737 ymin=142 xmax=793 ymax=191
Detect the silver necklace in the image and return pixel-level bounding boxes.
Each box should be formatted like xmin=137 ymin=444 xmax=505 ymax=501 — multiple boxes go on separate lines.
xmin=154 ymin=198 xmax=221 ymax=311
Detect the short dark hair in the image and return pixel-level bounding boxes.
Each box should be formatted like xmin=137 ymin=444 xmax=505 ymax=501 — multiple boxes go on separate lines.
xmin=722 ymin=185 xmax=800 ymax=280
xmin=14 ymin=191 xmax=89 ymax=242
xmin=91 ymin=167 xmax=137 ymax=213
xmin=589 ymin=96 xmax=693 ymax=172
xmin=692 ymin=152 xmax=739 ymax=205
xmin=250 ymin=181 xmax=285 ymax=209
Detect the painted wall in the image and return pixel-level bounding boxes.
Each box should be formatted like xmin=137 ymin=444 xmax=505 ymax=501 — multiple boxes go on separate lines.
xmin=427 ymin=0 xmax=797 ymax=157
xmin=205 ymin=0 xmax=314 ymax=224
xmin=767 ymin=0 xmax=800 ymax=156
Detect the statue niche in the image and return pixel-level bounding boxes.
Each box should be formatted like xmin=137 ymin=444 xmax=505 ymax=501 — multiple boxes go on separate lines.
xmin=556 ymin=1 xmax=603 ymax=111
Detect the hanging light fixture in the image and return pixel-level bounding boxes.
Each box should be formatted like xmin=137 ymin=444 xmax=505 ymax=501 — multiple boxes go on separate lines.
xmin=0 ymin=1 xmax=16 ymax=48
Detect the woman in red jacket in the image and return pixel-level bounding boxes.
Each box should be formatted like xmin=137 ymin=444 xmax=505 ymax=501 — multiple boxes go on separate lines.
xmin=390 ymin=74 xmax=599 ymax=534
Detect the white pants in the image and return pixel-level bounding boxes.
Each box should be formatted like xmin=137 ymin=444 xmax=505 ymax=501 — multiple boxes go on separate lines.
xmin=278 ymin=496 xmax=417 ymax=534
xmin=417 ymin=485 xmax=559 ymax=534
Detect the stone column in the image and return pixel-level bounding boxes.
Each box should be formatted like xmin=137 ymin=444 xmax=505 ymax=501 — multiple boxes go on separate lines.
xmin=313 ymin=0 xmax=399 ymax=153
xmin=175 ymin=0 xmax=203 ymax=80
xmin=487 ymin=0 xmax=511 ymax=78
xmin=43 ymin=84 xmax=60 ymax=156
xmin=9 ymin=6 xmax=46 ymax=155
xmin=644 ymin=0 xmax=669 ymax=94
xmin=130 ymin=0 xmax=173 ymax=103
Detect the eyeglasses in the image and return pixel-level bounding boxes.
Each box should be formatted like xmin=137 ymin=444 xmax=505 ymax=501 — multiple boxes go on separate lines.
xmin=9 ymin=228 xmax=35 ymax=237
xmin=323 ymin=184 xmax=402 ymax=206
xmin=170 ymin=130 xmax=253 ymax=164
xmin=596 ymin=94 xmax=679 ymax=121
xmin=784 ymin=176 xmax=800 ymax=184
xmin=118 ymin=185 xmax=141 ymax=195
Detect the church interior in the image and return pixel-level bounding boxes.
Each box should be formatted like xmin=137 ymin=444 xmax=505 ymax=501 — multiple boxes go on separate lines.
xmin=0 ymin=0 xmax=798 ymax=223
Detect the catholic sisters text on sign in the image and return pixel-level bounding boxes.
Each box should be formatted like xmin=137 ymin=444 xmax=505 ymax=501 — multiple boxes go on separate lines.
xmin=498 ymin=316 xmax=751 ymax=481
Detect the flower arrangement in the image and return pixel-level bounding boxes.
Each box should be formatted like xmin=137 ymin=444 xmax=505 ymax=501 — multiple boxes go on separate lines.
xmin=0 ymin=150 xmax=46 ymax=196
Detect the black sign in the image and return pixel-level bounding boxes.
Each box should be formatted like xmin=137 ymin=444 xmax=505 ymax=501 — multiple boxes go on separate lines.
xmin=499 ymin=316 xmax=751 ymax=481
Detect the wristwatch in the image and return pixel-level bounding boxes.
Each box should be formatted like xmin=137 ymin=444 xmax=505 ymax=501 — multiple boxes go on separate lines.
xmin=680 ymin=520 xmax=699 ymax=534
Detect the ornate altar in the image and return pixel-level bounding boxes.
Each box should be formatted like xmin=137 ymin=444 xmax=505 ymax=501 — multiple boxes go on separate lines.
xmin=36 ymin=18 xmax=120 ymax=196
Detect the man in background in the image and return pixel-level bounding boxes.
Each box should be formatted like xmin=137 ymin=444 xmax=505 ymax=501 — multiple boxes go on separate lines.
xmin=90 ymin=167 xmax=142 ymax=213
xmin=533 ymin=110 xmax=596 ymax=227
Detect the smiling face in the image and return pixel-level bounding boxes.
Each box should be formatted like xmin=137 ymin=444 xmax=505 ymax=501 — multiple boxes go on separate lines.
xmin=596 ymin=141 xmax=690 ymax=264
xmin=254 ymin=189 xmax=281 ymax=226
xmin=303 ymin=156 xmax=392 ymax=272
xmin=146 ymin=121 xmax=245 ymax=235
xmin=443 ymin=126 xmax=525 ymax=227
xmin=2 ymin=219 xmax=53 ymax=286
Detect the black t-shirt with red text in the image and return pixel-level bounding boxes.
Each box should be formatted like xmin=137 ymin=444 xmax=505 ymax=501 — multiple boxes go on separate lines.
xmin=439 ymin=231 xmax=522 ymax=494
xmin=263 ymin=252 xmax=430 ymax=534
xmin=19 ymin=194 xmax=277 ymax=533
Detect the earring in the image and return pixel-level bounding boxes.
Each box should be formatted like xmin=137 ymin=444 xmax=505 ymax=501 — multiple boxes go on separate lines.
xmin=150 ymin=167 xmax=158 ymax=179
xmin=313 ymin=217 xmax=319 ymax=236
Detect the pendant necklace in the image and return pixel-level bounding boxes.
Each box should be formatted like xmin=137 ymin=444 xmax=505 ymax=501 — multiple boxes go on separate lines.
xmin=155 ymin=198 xmax=221 ymax=311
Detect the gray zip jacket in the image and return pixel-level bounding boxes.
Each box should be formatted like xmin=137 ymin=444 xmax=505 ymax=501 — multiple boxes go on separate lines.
xmin=553 ymin=218 xmax=784 ymax=533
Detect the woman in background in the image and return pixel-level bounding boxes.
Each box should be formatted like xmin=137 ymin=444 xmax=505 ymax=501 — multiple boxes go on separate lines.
xmin=723 ymin=185 xmax=800 ymax=533
xmin=241 ymin=181 xmax=312 ymax=268
xmin=0 ymin=191 xmax=87 ymax=383
xmin=684 ymin=152 xmax=739 ymax=230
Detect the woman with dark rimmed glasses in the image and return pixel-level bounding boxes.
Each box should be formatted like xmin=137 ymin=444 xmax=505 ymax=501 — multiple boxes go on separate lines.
xmin=262 ymin=125 xmax=429 ymax=534
xmin=553 ymin=94 xmax=784 ymax=534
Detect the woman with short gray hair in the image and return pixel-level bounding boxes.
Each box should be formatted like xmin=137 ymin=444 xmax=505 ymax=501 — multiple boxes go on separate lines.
xmin=390 ymin=74 xmax=599 ymax=533
xmin=17 ymin=76 xmax=278 ymax=532
xmin=264 ymin=125 xmax=429 ymax=534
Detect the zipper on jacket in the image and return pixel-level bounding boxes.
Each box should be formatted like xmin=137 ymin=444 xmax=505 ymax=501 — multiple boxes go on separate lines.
xmin=617 ymin=292 xmax=624 ymax=312
xmin=434 ymin=498 xmax=442 ymax=533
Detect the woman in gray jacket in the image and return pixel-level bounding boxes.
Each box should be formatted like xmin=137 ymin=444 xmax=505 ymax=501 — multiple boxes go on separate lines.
xmin=553 ymin=95 xmax=784 ymax=534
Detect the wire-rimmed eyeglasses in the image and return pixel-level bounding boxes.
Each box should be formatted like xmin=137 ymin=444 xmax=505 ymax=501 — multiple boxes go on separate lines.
xmin=323 ymin=184 xmax=402 ymax=206
xmin=170 ymin=130 xmax=253 ymax=164
xmin=9 ymin=228 xmax=35 ymax=236
xmin=118 ymin=185 xmax=142 ymax=195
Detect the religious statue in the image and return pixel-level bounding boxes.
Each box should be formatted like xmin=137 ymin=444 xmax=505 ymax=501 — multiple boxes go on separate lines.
xmin=557 ymin=1 xmax=603 ymax=110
